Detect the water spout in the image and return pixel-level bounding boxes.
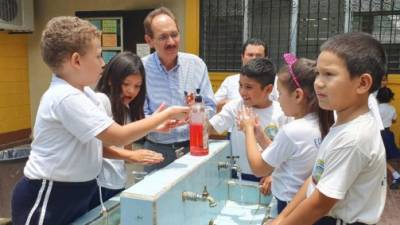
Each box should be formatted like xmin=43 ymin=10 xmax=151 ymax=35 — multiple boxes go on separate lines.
xmin=182 ymin=185 xmax=217 ymax=208
xmin=217 ymin=155 xmax=242 ymax=178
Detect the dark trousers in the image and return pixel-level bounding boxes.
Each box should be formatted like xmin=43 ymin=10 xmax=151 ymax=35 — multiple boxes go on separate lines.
xmin=144 ymin=140 xmax=189 ymax=173
xmin=12 ymin=176 xmax=97 ymax=225
xmin=381 ymin=128 xmax=400 ymax=159
xmin=314 ymin=216 xmax=372 ymax=225
xmin=231 ymin=171 xmax=261 ymax=182
xmin=276 ymin=197 xmax=288 ymax=214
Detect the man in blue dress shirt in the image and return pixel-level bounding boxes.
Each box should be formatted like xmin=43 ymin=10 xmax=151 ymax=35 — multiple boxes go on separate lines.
xmin=142 ymin=7 xmax=216 ymax=172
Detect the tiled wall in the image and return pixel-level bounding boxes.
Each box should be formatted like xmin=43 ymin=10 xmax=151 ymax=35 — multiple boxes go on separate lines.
xmin=0 ymin=32 xmax=31 ymax=134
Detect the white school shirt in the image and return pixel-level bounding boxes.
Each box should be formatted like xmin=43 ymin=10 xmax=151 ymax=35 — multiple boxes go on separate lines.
xmin=378 ymin=103 xmax=397 ymax=128
xmin=24 ymin=76 xmax=114 ymax=182
xmin=214 ymin=74 xmax=241 ymax=102
xmin=209 ymin=99 xmax=287 ymax=175
xmin=368 ymin=93 xmax=384 ymax=130
xmin=96 ymin=93 xmax=127 ymax=190
xmin=262 ymin=113 xmax=321 ymax=202
xmin=307 ymin=112 xmax=386 ymax=224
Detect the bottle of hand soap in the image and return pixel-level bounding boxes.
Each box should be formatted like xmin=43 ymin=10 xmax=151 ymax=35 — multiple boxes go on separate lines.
xmin=189 ymin=88 xmax=208 ymax=156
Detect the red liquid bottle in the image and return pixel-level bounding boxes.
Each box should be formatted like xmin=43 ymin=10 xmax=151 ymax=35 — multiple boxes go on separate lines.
xmin=189 ymin=89 xmax=208 ymax=156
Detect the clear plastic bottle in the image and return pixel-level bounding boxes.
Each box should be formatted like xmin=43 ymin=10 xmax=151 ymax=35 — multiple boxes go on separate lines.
xmin=189 ymin=88 xmax=208 ymax=156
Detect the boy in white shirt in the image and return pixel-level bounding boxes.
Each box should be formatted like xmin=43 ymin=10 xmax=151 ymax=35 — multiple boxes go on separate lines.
xmin=11 ymin=16 xmax=188 ymax=225
xmin=209 ymin=58 xmax=287 ymax=181
xmin=270 ymin=32 xmax=387 ymax=225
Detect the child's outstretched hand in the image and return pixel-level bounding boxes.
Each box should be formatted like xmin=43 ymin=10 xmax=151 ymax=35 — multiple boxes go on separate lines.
xmin=236 ymin=105 xmax=258 ymax=133
xmin=166 ymin=105 xmax=190 ymax=121
xmin=125 ymin=149 xmax=164 ymax=165
xmin=155 ymin=119 xmax=187 ymax=133
xmin=153 ymin=105 xmax=189 ymax=132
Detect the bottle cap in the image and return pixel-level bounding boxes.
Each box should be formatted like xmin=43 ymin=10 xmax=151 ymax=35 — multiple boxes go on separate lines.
xmin=195 ymin=88 xmax=202 ymax=102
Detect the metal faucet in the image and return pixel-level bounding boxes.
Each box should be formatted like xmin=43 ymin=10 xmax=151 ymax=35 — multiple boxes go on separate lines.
xmin=182 ymin=185 xmax=217 ymax=208
xmin=218 ymin=155 xmax=241 ymax=174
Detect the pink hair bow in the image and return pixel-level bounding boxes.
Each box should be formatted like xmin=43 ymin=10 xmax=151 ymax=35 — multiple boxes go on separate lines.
xmin=283 ymin=53 xmax=301 ymax=88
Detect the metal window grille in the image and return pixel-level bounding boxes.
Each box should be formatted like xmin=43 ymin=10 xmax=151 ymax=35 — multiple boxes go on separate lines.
xmin=296 ymin=0 xmax=345 ymax=59
xmin=200 ymin=0 xmax=244 ymax=72
xmin=200 ymin=0 xmax=400 ymax=73
xmin=248 ymin=0 xmax=291 ymax=67
xmin=350 ymin=0 xmax=400 ymax=73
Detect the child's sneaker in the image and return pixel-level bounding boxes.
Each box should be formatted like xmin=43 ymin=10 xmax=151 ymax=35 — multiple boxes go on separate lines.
xmin=390 ymin=177 xmax=400 ymax=190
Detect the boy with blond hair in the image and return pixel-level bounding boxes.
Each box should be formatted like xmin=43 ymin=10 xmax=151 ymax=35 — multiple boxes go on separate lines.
xmin=12 ymin=16 xmax=188 ymax=225
xmin=269 ymin=32 xmax=387 ymax=225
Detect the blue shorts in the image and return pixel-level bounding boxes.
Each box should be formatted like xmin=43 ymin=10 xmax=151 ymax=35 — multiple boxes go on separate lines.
xmin=381 ymin=129 xmax=400 ymax=159
xmin=12 ymin=176 xmax=97 ymax=225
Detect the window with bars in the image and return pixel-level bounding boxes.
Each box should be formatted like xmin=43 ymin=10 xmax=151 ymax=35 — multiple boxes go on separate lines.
xmin=248 ymin=0 xmax=291 ymax=67
xmin=200 ymin=0 xmax=244 ymax=72
xmin=200 ymin=0 xmax=400 ymax=73
xmin=351 ymin=0 xmax=400 ymax=73
xmin=200 ymin=0 xmax=291 ymax=71
xmin=296 ymin=0 xmax=345 ymax=59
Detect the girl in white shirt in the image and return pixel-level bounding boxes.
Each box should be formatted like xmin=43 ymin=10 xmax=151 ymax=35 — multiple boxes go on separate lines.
xmin=90 ymin=52 xmax=171 ymax=208
xmin=377 ymin=86 xmax=400 ymax=189
xmin=238 ymin=53 xmax=334 ymax=214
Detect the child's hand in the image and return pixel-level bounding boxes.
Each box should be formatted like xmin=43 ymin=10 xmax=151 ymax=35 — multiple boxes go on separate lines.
xmin=155 ymin=119 xmax=188 ymax=133
xmin=254 ymin=124 xmax=265 ymax=141
xmin=125 ymin=149 xmax=164 ymax=165
xmin=166 ymin=106 xmax=190 ymax=121
xmin=259 ymin=176 xmax=272 ymax=195
xmin=236 ymin=105 xmax=258 ymax=132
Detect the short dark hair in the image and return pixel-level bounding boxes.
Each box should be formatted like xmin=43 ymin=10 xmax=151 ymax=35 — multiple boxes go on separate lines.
xmin=320 ymin=32 xmax=387 ymax=93
xmin=240 ymin=58 xmax=275 ymax=88
xmin=143 ymin=7 xmax=178 ymax=37
xmin=96 ymin=51 xmax=146 ymax=124
xmin=377 ymin=86 xmax=394 ymax=103
xmin=242 ymin=38 xmax=268 ymax=57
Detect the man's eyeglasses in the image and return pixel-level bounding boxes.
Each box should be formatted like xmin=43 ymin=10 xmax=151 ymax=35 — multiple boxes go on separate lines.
xmin=156 ymin=31 xmax=179 ymax=42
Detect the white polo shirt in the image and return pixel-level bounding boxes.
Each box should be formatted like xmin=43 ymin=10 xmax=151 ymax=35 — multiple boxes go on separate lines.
xmin=262 ymin=113 xmax=321 ymax=202
xmin=96 ymin=92 xmax=127 ymax=189
xmin=214 ymin=74 xmax=241 ymax=102
xmin=307 ymin=112 xmax=386 ymax=224
xmin=378 ymin=103 xmax=396 ymax=128
xmin=24 ymin=76 xmax=114 ymax=182
xmin=209 ymin=99 xmax=287 ymax=175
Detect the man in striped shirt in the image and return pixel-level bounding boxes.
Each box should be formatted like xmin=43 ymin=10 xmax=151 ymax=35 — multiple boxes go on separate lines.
xmin=142 ymin=7 xmax=216 ymax=172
